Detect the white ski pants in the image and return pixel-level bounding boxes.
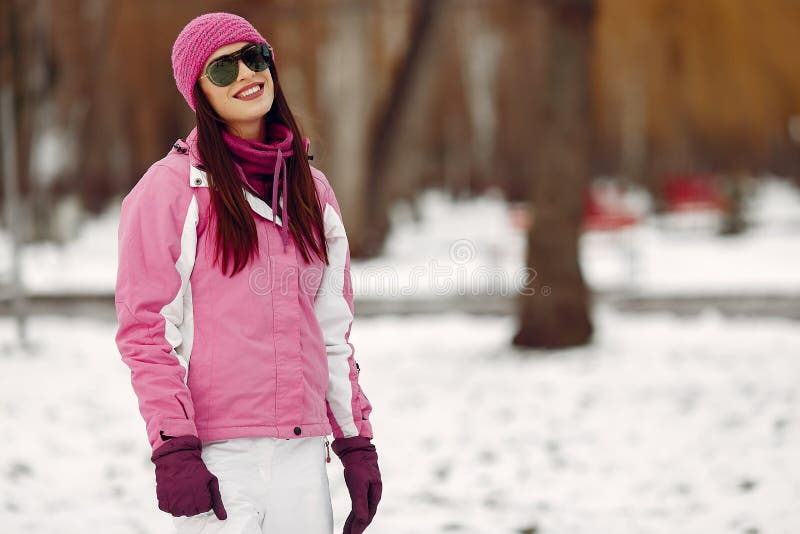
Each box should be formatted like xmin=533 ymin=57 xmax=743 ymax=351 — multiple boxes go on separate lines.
xmin=172 ymin=435 xmax=334 ymax=534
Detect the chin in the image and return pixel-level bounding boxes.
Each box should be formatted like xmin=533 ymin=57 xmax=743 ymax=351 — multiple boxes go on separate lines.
xmin=224 ymin=105 xmax=270 ymax=124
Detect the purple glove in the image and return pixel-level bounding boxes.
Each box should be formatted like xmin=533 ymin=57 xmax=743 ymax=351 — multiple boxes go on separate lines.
xmin=150 ymin=435 xmax=227 ymax=520
xmin=331 ymin=436 xmax=382 ymax=534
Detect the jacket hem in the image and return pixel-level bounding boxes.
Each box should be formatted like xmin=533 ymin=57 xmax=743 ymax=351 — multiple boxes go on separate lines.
xmin=197 ymin=422 xmax=333 ymax=443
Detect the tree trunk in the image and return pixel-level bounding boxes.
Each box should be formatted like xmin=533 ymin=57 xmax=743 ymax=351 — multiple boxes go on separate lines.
xmin=361 ymin=0 xmax=447 ymax=257
xmin=513 ymin=0 xmax=595 ymax=349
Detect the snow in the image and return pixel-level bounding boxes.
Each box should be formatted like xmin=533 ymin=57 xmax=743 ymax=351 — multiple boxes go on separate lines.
xmin=0 ymin=177 xmax=799 ymax=532
xmin=1 ymin=307 xmax=798 ymax=533
xmin=0 ymin=204 xmax=119 ymax=295
xmin=364 ymin=179 xmax=800 ymax=298
xmin=582 ymin=223 xmax=800 ymax=295
xmin=1 ymin=177 xmax=798 ymax=298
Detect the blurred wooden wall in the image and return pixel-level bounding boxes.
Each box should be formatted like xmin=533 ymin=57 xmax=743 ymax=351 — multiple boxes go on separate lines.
xmin=594 ymin=0 xmax=800 ymax=180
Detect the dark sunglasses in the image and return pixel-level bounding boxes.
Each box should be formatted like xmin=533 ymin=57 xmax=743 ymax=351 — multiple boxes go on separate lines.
xmin=200 ymin=42 xmax=273 ymax=87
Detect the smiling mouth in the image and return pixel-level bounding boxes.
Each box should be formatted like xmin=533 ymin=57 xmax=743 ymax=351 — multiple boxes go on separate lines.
xmin=234 ymin=83 xmax=264 ymax=100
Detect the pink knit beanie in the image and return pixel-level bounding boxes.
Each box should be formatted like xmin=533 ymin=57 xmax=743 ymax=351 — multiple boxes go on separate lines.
xmin=171 ymin=12 xmax=272 ymax=111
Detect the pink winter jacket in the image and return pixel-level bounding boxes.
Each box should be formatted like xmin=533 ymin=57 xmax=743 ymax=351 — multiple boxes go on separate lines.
xmin=114 ymin=126 xmax=373 ymax=452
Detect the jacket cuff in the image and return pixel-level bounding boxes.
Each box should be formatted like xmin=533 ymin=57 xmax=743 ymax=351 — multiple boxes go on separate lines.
xmin=148 ymin=417 xmax=198 ymax=451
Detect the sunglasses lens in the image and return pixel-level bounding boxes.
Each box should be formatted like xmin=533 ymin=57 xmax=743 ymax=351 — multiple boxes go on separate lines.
xmin=205 ymin=44 xmax=272 ymax=87
xmin=243 ymin=44 xmax=270 ymax=72
xmin=207 ymin=59 xmax=238 ymax=87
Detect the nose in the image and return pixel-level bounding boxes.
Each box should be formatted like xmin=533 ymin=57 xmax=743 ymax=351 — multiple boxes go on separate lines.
xmin=237 ymin=59 xmax=256 ymax=80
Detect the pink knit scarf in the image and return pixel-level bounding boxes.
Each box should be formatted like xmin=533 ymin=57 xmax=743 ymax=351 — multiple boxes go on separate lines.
xmin=221 ymin=122 xmax=294 ymax=252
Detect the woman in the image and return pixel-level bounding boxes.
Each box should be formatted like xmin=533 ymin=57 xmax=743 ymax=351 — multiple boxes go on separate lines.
xmin=114 ymin=12 xmax=381 ymax=534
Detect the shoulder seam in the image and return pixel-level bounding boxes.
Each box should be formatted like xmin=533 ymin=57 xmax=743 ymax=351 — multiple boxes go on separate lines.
xmin=310 ymin=168 xmax=333 ymax=205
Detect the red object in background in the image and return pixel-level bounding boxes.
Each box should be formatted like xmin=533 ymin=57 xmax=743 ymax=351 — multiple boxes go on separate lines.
xmin=509 ymin=183 xmax=642 ymax=233
xmin=661 ymin=172 xmax=727 ymax=212
xmin=582 ymin=186 xmax=639 ymax=231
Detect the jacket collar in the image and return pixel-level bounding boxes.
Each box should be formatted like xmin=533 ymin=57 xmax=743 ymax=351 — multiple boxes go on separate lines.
xmin=175 ymin=126 xmax=283 ymax=226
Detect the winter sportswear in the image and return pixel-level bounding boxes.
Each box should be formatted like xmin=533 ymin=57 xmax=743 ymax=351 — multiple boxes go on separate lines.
xmin=171 ymin=12 xmax=272 ymax=111
xmin=221 ymin=121 xmax=297 ymax=251
xmin=114 ymin=125 xmax=373 ymax=453
xmin=171 ymin=436 xmax=334 ymax=533
xmin=151 ymin=435 xmax=227 ymax=520
xmin=222 ymin=121 xmax=293 ymax=197
xmin=332 ymin=436 xmax=382 ymax=534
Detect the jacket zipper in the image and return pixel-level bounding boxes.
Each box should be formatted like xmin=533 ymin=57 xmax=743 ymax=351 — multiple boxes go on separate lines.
xmin=324 ymin=437 xmax=331 ymax=463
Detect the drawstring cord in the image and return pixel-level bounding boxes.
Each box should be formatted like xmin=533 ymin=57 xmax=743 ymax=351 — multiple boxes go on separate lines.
xmin=272 ymin=148 xmax=290 ymax=252
xmin=183 ymin=125 xmax=300 ymax=253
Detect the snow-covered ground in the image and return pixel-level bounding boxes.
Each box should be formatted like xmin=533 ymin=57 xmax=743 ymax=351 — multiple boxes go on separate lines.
xmin=1 ymin=178 xmax=799 ymax=298
xmin=1 ymin=178 xmax=798 ymax=532
xmin=1 ymin=306 xmax=798 ymax=534
xmin=358 ymin=177 xmax=800 ymax=298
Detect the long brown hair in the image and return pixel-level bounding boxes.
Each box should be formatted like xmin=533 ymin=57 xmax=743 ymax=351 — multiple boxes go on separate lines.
xmin=192 ymin=63 xmax=328 ymax=277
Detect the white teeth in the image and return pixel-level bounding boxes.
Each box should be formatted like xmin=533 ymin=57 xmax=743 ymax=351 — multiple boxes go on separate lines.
xmin=237 ymin=85 xmax=261 ymax=98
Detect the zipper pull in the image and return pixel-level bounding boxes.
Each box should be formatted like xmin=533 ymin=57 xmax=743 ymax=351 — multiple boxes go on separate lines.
xmin=324 ymin=437 xmax=331 ymax=463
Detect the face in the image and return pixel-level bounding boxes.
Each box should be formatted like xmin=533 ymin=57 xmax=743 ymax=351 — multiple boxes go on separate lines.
xmin=199 ymin=41 xmax=275 ymax=138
